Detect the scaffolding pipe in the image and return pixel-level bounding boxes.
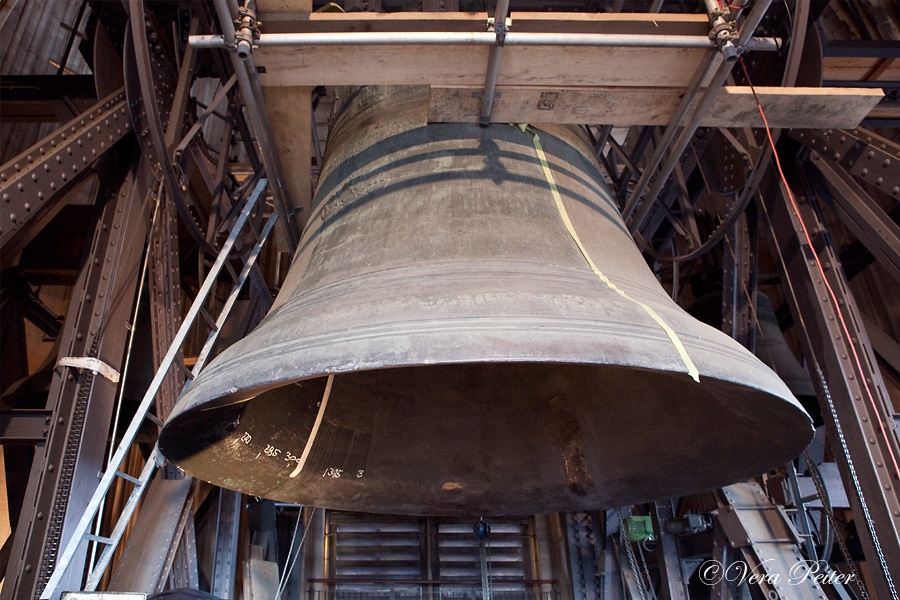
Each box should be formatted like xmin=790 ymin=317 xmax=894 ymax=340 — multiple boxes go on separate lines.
xmin=627 ymin=0 xmax=775 ymax=234
xmin=620 ymin=49 xmax=720 ymax=221
xmin=620 ymin=0 xmax=735 ymax=222
xmin=212 ymin=0 xmax=300 ymax=252
xmin=188 ymin=31 xmax=779 ymax=51
xmin=478 ymin=0 xmax=510 ymax=126
xmin=703 ymin=0 xmax=721 ymax=15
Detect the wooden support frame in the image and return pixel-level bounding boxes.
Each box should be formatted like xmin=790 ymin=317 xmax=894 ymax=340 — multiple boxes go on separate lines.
xmin=228 ymin=12 xmax=884 ymax=130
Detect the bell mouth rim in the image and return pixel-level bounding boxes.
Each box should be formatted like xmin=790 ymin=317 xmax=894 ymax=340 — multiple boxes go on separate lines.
xmin=159 ymin=360 xmax=813 ymax=517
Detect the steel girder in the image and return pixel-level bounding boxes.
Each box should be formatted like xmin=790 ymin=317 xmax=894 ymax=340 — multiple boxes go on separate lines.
xmin=2 ymin=162 xmax=153 ymax=600
xmin=759 ymin=167 xmax=900 ymax=599
xmin=0 ymin=90 xmax=132 ymax=267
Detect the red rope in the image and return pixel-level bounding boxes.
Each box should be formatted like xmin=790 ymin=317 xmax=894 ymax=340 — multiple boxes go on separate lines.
xmin=739 ymin=57 xmax=900 ymax=483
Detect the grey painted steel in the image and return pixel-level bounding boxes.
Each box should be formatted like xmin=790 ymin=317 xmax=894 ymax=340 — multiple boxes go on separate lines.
xmin=107 ymin=476 xmax=193 ymax=592
xmin=628 ymin=0 xmax=774 ymax=233
xmin=160 ymin=86 xmax=812 ymax=516
xmin=786 ymin=463 xmax=820 ymax=564
xmin=620 ymin=49 xmax=720 ymax=221
xmin=566 ymin=513 xmax=604 ymax=600
xmin=82 ymin=448 xmax=161 ymax=592
xmin=710 ymin=526 xmax=740 ymax=600
xmin=149 ymin=196 xmax=185 ymax=421
xmin=0 ymin=409 xmax=53 ymax=444
xmin=760 ymin=175 xmax=900 ymax=599
xmin=721 ymin=209 xmax=756 ymax=350
xmin=2 ymin=163 xmax=151 ymax=600
xmin=39 ymin=181 xmax=271 ymax=600
xmin=0 ymin=89 xmax=131 ymax=263
xmin=171 ymin=500 xmax=201 ymax=590
xmin=189 ymin=30 xmax=779 ymax=50
xmin=211 ymin=489 xmax=242 ymax=600
xmin=126 ymin=0 xmax=216 ymax=257
xmin=189 ymin=214 xmax=278 ymax=378
xmin=808 ymin=154 xmax=900 ymax=285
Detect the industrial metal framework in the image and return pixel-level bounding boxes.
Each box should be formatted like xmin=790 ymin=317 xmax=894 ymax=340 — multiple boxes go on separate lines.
xmin=2 ymin=1 xmax=900 ymax=599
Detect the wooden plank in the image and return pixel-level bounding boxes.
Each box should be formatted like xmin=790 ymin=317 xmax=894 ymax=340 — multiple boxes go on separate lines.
xmin=823 ymin=56 xmax=900 ymax=82
xmin=255 ymin=44 xmax=707 ymax=87
xmin=263 ymin=87 xmax=312 ymax=235
xmin=258 ymin=0 xmax=313 ymax=236
xmin=427 ymin=85 xmax=884 ymax=128
xmin=512 ymin=12 xmax=707 ymax=35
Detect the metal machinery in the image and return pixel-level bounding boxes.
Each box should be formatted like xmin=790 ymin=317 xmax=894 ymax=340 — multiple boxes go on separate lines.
xmin=1 ymin=1 xmax=899 ymax=600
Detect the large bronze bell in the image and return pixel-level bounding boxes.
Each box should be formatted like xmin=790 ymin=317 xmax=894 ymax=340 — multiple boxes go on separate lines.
xmin=159 ymin=87 xmax=813 ymax=516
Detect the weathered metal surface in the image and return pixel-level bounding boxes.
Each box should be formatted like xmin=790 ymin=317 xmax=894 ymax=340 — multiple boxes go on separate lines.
xmin=2 ymin=162 xmax=151 ymax=600
xmin=0 ymin=89 xmax=131 ymax=262
xmin=107 ymin=476 xmax=192 ymax=593
xmin=791 ymin=126 xmax=900 ymax=199
xmin=759 ymin=170 xmax=900 ymax=598
xmin=160 ymin=87 xmax=812 ymax=516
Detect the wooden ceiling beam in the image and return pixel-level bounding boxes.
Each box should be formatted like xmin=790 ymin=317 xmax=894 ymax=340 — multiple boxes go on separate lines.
xmin=427 ymin=85 xmax=884 ymax=128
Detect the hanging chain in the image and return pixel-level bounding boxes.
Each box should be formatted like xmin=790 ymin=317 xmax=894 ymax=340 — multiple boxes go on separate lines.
xmin=636 ymin=538 xmax=656 ymax=600
xmin=620 ymin=510 xmax=648 ymax=600
xmin=479 ymin=536 xmax=492 ymax=600
xmin=803 ymin=449 xmax=870 ymax=600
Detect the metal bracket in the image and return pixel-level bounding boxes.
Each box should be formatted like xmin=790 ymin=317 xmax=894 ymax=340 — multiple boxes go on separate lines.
xmin=234 ymin=6 xmax=261 ymax=58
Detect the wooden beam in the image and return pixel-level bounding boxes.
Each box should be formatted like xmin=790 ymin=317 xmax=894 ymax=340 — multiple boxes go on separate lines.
xmin=427 ymin=85 xmax=884 ymax=128
xmin=255 ymin=44 xmax=708 ymax=88
xmin=823 ymin=56 xmax=900 ymax=82
xmin=258 ymin=0 xmax=313 ymax=237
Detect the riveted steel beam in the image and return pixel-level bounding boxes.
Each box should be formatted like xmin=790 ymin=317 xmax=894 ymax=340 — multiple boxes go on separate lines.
xmin=2 ymin=161 xmax=151 ymax=600
xmin=0 ymin=89 xmax=131 ymax=264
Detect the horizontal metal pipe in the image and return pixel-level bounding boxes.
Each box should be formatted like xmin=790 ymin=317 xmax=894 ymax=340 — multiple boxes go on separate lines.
xmin=189 ymin=31 xmax=779 ymax=51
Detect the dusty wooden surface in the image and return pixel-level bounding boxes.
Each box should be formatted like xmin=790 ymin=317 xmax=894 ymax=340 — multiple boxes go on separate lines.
xmin=428 ymin=85 xmax=884 ymax=128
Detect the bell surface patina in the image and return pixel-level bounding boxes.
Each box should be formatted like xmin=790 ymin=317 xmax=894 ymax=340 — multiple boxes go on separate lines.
xmin=160 ymin=87 xmax=813 ymax=516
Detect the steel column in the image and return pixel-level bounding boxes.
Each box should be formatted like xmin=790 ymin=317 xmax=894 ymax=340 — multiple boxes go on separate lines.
xmin=759 ymin=170 xmax=900 ymax=598
xmin=2 ymin=161 xmax=152 ymax=600
xmin=721 ymin=202 xmax=758 ymax=350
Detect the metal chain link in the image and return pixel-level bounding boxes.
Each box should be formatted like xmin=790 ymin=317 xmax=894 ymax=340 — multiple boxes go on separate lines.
xmin=636 ymin=538 xmax=656 ymax=600
xmin=479 ymin=535 xmax=492 ymax=600
xmin=812 ymin=362 xmax=895 ymax=599
xmin=803 ymin=449 xmax=869 ymax=600
xmin=620 ymin=510 xmax=648 ymax=600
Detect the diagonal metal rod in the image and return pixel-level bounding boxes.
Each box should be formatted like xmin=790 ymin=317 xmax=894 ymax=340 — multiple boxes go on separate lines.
xmin=626 ymin=0 xmax=775 ymax=233
xmin=620 ymin=0 xmax=725 ymax=222
xmin=619 ymin=49 xmax=719 ymax=220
